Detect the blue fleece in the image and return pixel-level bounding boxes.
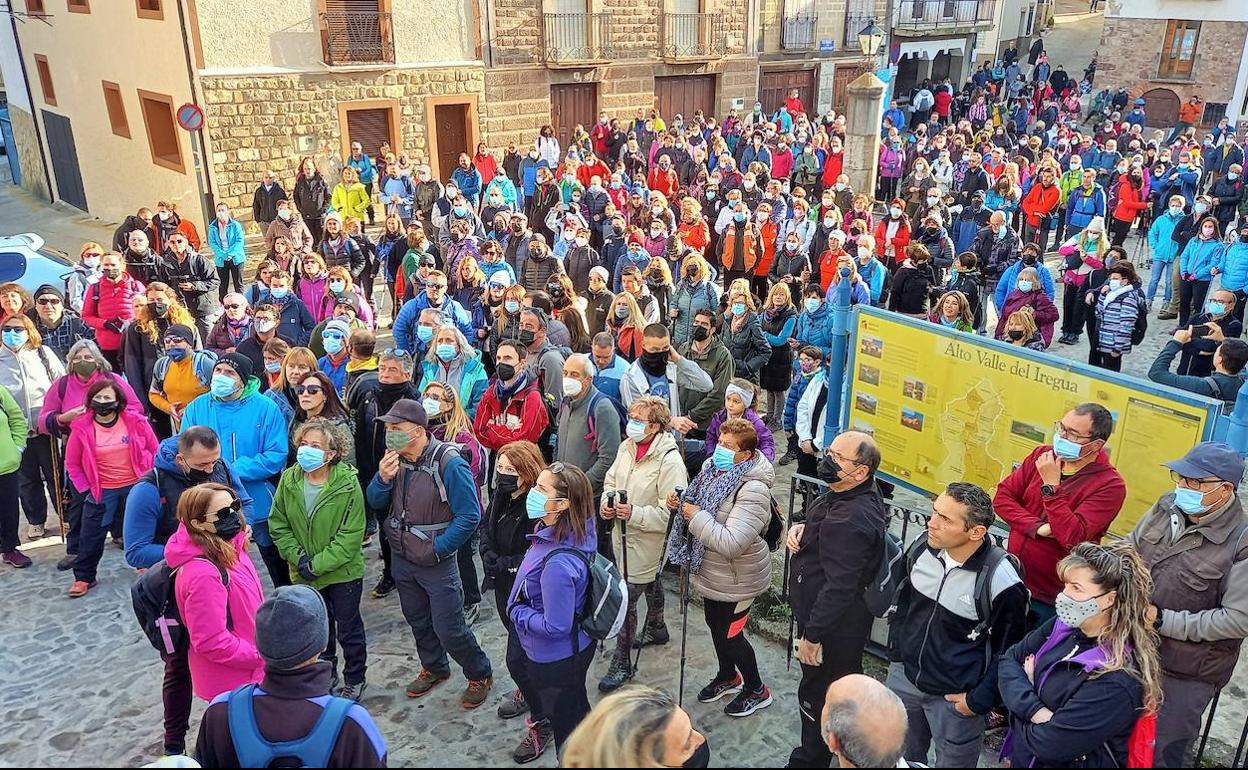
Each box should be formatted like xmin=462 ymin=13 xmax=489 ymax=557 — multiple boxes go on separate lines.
xmin=795 ymin=303 xmax=835 ymax=350
xmin=393 ymin=294 xmax=474 ymax=351
xmin=763 ymin=315 xmax=798 ymax=347
xmin=994 ymin=260 xmax=1056 ymax=310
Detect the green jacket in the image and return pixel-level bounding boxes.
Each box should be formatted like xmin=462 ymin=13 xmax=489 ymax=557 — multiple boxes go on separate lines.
xmin=678 ymin=338 xmax=736 ymax=430
xmin=1058 ymin=168 xmax=1083 ymax=205
xmin=268 ymin=461 xmax=366 ymax=589
xmin=0 ymin=387 xmax=27 ymax=475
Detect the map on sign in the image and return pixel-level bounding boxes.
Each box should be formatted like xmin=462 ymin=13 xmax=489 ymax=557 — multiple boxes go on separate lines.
xmin=844 ymin=306 xmax=1221 ymax=536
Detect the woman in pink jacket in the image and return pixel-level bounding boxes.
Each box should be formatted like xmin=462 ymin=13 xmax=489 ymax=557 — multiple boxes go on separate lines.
xmin=166 ymin=481 xmax=266 ymax=701
xmin=63 ymin=379 xmax=159 ymax=597
xmin=38 ymin=339 xmax=144 ymax=438
xmin=80 ymin=251 xmax=144 ymax=372
xmin=295 ymin=252 xmax=331 ymax=323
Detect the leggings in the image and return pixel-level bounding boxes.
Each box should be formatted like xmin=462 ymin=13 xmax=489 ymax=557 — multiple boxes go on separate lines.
xmin=1109 ymin=217 xmax=1132 ymax=247
xmin=703 ymin=598 xmax=762 ymax=692
xmin=217 ymin=264 xmax=243 ymax=300
xmin=161 ymin=648 xmax=193 ymax=755
xmin=613 ymin=576 xmax=667 ymax=660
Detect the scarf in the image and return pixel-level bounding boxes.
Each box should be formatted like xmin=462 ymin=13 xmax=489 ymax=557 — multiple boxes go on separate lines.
xmin=226 ymin=316 xmax=252 ymax=345
xmin=496 ymin=371 xmax=529 ymax=400
xmin=666 ymin=454 xmax=760 ymax=575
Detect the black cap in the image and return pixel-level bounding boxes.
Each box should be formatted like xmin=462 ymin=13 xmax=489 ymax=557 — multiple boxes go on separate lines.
xmin=377 ymin=398 xmax=428 ymax=428
xmin=33 ymin=284 xmax=65 ymax=303
xmin=164 ymin=324 xmax=197 ymax=345
xmin=217 ymin=351 xmax=254 ymax=382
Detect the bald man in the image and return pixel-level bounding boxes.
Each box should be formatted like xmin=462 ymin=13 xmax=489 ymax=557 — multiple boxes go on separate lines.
xmin=786 ymin=431 xmax=888 ymax=767
xmin=822 ymin=674 xmax=908 ymax=768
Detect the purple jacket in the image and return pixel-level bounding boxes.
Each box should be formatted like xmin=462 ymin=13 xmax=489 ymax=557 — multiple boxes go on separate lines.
xmin=705 ymin=408 xmax=776 ymax=462
xmin=507 ymin=522 xmax=597 ymax=663
xmin=879 ymin=145 xmax=905 ymax=179
xmin=297 ymin=274 xmax=330 ymax=322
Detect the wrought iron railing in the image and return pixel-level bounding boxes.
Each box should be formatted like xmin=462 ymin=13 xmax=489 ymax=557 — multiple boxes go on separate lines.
xmin=543 ymin=12 xmax=615 ymax=63
xmin=893 ymin=0 xmax=996 ymax=30
xmin=781 ymin=14 xmax=818 ymax=50
xmin=842 ymin=13 xmax=876 ymax=55
xmin=662 ymin=12 xmax=728 ymax=59
xmin=320 ymin=11 xmax=394 ymax=66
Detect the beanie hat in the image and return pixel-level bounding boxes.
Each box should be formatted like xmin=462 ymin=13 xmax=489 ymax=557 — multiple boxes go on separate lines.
xmin=589 ymin=266 xmax=609 ymax=283
xmin=164 ymin=324 xmax=197 ymax=345
xmin=254 ymin=585 xmax=329 ymax=671
xmin=34 ymin=284 xmax=65 ymax=304
xmin=217 ymin=351 xmax=254 ymax=383
xmin=324 ymin=318 xmax=351 ymax=339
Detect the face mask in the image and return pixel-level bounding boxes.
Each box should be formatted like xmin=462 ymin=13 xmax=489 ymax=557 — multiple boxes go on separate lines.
xmin=211 ymin=508 xmax=243 ymax=541
xmin=785 ymin=242 xmax=799 ymax=253
xmin=296 ymin=446 xmax=328 ymax=473
xmin=640 ymin=349 xmax=668 ymax=374
xmin=2 ymin=329 xmax=27 ymax=349
xmin=159 ymin=211 xmax=172 ymax=221
xmin=329 ymin=280 xmax=346 ymax=294
xmin=167 ymin=346 xmax=189 ymax=363
xmin=1052 ymin=431 xmax=1087 ymax=461
xmin=682 ymin=739 xmax=711 ymax=769
xmin=1055 ymin=591 xmax=1105 ymax=629
xmin=501 ymin=299 xmax=521 ymax=315
xmin=731 ymin=302 xmax=746 ymax=317
xmin=1170 ymin=206 xmax=1184 ymax=217
xmin=711 ymin=445 xmax=738 ymax=471
xmin=625 ymin=419 xmax=649 ymax=443
xmin=421 ymin=397 xmax=444 ymax=419
xmin=525 ymin=488 xmax=552 ymax=520
xmin=835 ymin=183 xmax=846 ymax=191
xmin=432 ymin=342 xmax=457 ymax=363
xmin=996 ymin=225 xmax=1008 ymax=238
xmin=1174 ymin=485 xmax=1214 ymax=515
xmin=323 ymin=335 xmax=344 ymax=355
xmin=691 ymin=326 xmax=711 ymax=343
xmin=153 ymin=302 xmax=170 ymax=317
xmin=890 ymin=207 xmax=902 ymax=218
xmin=385 ymin=430 xmax=411 ymax=453
xmin=102 ymin=267 xmax=122 ymax=280
xmin=255 ymin=319 xmax=278 ymax=335
xmin=270 ymin=288 xmax=289 ymax=300
xmin=817 ymin=454 xmax=844 ymax=484
xmin=416 ymin=326 xmax=434 ymax=344
xmin=733 ymin=212 xmax=747 ymax=223
xmin=1007 ymin=329 xmax=1025 ymax=341
xmin=1195 ymin=202 xmax=1209 ymax=215
xmin=265 ymin=360 xmax=282 ymax=375
xmin=755 ymin=211 xmax=768 ymax=223
xmin=743 ymin=181 xmax=755 ymax=190
xmin=804 ymin=298 xmax=821 ymax=313
xmin=1018 ymin=280 xmax=1034 ymax=293
xmin=857 ymin=248 xmax=871 ymax=261
xmin=210 ymin=373 xmax=239 ymax=399
xmin=562 ymin=375 xmax=587 ymax=399
xmin=927 ymin=195 xmax=940 ymax=204
xmin=277 ymin=208 xmax=292 ymax=221
xmin=496 ymin=362 xmax=517 ymax=382
xmin=69 ymin=358 xmax=98 ymax=379
xmin=1203 ymin=227 xmax=1216 ymax=238
xmin=90 ymin=400 xmax=120 ymax=418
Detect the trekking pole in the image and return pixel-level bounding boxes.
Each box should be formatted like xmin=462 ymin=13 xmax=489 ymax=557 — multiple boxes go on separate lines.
xmin=619 ymin=491 xmax=630 ymax=587
xmin=635 ymin=487 xmax=681 ymax=675
xmin=49 ymin=436 xmax=68 ymax=542
xmin=783 ymin=545 xmax=795 ymax=671
xmin=677 ymin=527 xmax=692 ymax=709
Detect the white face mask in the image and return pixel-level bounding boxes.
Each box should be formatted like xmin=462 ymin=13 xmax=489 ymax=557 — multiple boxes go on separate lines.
xmin=562 ymin=378 xmax=583 ymax=398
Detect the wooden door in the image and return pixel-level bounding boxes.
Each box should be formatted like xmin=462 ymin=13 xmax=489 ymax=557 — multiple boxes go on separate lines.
xmin=655 ymin=75 xmax=716 ymax=123
xmin=760 ymin=68 xmax=816 ymax=116
xmin=832 ymin=63 xmax=871 ymax=115
xmin=551 ymin=82 xmax=598 ymax=153
xmin=1141 ymin=88 xmax=1180 ymax=128
xmin=43 ymin=110 xmax=87 ymax=212
xmin=1159 ymin=20 xmax=1200 ymax=80
xmin=434 ymin=103 xmax=470 ymax=181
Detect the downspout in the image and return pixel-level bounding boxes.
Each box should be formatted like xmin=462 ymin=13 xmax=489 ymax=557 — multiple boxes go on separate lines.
xmin=8 ymin=10 xmax=53 ymax=203
xmin=174 ymin=0 xmax=215 ymax=227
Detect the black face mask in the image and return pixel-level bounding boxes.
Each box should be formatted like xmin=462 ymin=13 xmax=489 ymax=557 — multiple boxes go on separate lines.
xmin=1007 ymin=329 xmax=1026 ymax=341
xmin=102 ymin=268 xmax=122 ymax=280
xmin=379 ymin=380 xmax=409 ymax=398
xmin=1022 ymin=254 xmax=1038 ymax=265
xmin=640 ymin=349 xmax=668 ymax=375
xmin=518 ymin=329 xmax=537 ymax=347
xmin=817 ymin=454 xmax=843 ymax=485
xmin=692 ymin=326 xmax=711 ymax=342
xmin=496 ymin=473 xmax=520 ymax=497
xmin=685 ymin=268 xmax=697 ymax=280
xmin=213 ymin=507 xmax=244 ymax=541
xmin=496 ymin=362 xmax=517 ymax=382
xmin=153 ymin=302 xmax=170 ymax=317
xmin=680 ymin=740 xmax=711 ymax=769
xmin=90 ymin=400 xmax=120 ymax=419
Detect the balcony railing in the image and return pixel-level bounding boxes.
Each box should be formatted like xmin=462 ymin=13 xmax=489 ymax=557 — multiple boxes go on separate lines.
xmin=842 ymin=13 xmax=876 ymax=56
xmin=320 ymin=11 xmax=394 ymax=66
xmin=893 ymin=0 xmax=996 ymax=32
xmin=781 ymin=14 xmax=818 ymax=51
xmin=662 ymin=12 xmax=728 ymax=60
xmin=543 ymin=13 xmax=615 ymax=64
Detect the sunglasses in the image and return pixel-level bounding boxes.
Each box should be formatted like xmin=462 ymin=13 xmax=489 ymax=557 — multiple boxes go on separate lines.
xmin=206 ymin=499 xmax=242 ymax=521
xmin=294 ymin=385 xmax=324 ymax=396
xmin=223 ymin=304 xmax=243 ymax=311
xmin=37 ymin=297 xmax=62 ymax=305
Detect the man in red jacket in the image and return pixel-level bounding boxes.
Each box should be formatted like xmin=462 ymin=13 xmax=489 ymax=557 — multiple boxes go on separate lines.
xmin=992 ymin=403 xmax=1126 ymax=623
xmin=1020 ymin=166 xmax=1060 ymax=249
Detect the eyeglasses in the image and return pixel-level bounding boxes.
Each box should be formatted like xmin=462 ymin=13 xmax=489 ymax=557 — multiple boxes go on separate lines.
xmin=170 ymin=239 xmax=186 ymax=245
xmin=223 ymin=304 xmax=242 ymax=311
xmin=36 ymin=297 xmax=62 ymax=305
xmin=1054 ymin=421 xmax=1095 ymax=442
xmin=322 ymin=333 xmax=345 ymax=342
xmin=294 ymin=385 xmax=324 ymax=396
xmin=428 ymin=283 xmax=448 ymax=290
xmin=1170 ymin=470 xmax=1223 ymax=489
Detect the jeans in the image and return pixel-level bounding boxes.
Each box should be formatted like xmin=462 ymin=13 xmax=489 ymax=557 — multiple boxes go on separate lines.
xmin=18 ymin=432 xmax=56 ymax=527
xmin=161 ymin=646 xmax=193 ymax=754
xmin=1155 ymin=674 xmax=1218 ymax=768
xmin=216 ymin=263 xmax=243 ymax=300
xmin=1148 ymin=260 xmax=1175 ymax=304
xmin=392 ymin=554 xmax=493 ymax=681
xmin=74 ymin=486 xmax=130 ymax=583
xmin=0 ymin=470 xmax=19 ymax=552
xmin=703 ymin=598 xmax=762 ymax=692
xmin=788 ymin=633 xmax=869 ymax=767
xmin=528 ymin=643 xmax=595 ymax=752
xmin=320 ymin=579 xmax=368 ymax=686
xmin=886 ymin=662 xmax=987 ymax=768
xmin=977 ymin=278 xmax=999 ymax=334
xmin=1179 ymin=280 xmax=1211 ymax=328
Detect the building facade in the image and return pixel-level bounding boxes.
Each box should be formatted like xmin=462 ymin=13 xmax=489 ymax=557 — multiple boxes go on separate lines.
xmin=889 ymin=0 xmax=999 ymax=96
xmin=1097 ymin=0 xmax=1248 ymax=128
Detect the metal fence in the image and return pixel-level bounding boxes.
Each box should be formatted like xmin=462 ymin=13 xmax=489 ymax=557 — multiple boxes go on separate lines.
xmin=781 ymin=14 xmax=818 ymax=51
xmin=543 ymin=13 xmax=615 ymax=64
xmin=320 ymin=11 xmax=394 ymax=66
xmin=893 ymin=0 xmax=996 ymax=31
xmin=661 ymin=12 xmax=728 ymax=59
xmin=841 ymin=13 xmax=875 ymax=55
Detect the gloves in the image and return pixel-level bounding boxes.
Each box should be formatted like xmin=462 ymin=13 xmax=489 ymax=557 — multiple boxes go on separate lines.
xmin=104 ymin=319 xmax=124 ymax=333
xmin=297 ymin=555 xmax=317 ymax=582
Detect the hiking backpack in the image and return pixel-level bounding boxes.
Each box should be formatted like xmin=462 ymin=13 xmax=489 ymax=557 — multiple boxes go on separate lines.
xmin=226 ymin=683 xmax=355 ymax=768
xmin=864 ymin=529 xmax=906 ymax=618
xmin=132 ymin=557 xmax=230 ymax=657
xmin=1203 ymin=375 xmax=1243 ymax=415
xmin=540 ymin=547 xmax=628 ymax=641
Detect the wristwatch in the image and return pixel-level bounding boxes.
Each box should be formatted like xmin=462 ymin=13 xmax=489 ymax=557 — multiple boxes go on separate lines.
xmin=1040 ymin=484 xmax=1058 ymax=498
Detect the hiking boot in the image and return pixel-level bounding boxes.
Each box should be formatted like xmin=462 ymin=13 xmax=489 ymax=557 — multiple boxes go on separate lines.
xmin=598 ymin=654 xmax=635 ymax=693
xmin=338 ymin=681 xmax=368 ymax=702
xmin=463 ymin=676 xmax=493 ymax=709
xmin=778 ymin=448 xmax=798 ymax=466
xmin=372 ymin=575 xmax=395 ymax=599
xmin=512 ymin=719 xmax=554 ymax=765
xmin=57 ymin=553 xmax=76 ymax=571
xmin=67 ymin=580 xmax=97 ymax=598
xmin=2 ymin=550 xmax=32 ymax=568
xmin=724 ymin=685 xmax=773 ymax=718
xmin=697 ymin=673 xmax=743 ymax=703
xmin=631 ymin=624 xmax=670 ymax=649
xmin=1157 ymin=308 xmax=1178 ymax=320
xmin=497 ymin=688 xmax=530 ymax=720
xmin=27 ymin=523 xmax=45 ymax=540
xmin=405 ymin=669 xmax=450 ymax=698
xmin=464 ymin=602 xmax=481 ymax=626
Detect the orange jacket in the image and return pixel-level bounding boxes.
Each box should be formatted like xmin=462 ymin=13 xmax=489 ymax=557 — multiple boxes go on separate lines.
xmin=678 ymin=219 xmax=710 ymax=253
xmin=719 ymin=223 xmax=761 ymax=273
xmin=754 ymin=220 xmax=778 ymax=277
xmin=1021 ymin=182 xmax=1061 ymax=227
xmin=1178 ymin=101 xmax=1203 ymax=124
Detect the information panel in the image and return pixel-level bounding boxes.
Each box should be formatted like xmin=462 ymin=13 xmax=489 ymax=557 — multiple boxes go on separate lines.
xmin=844 ymin=307 xmax=1221 ymax=535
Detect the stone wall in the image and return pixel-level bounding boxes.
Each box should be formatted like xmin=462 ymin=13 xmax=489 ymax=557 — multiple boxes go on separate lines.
xmin=200 ymin=66 xmax=485 ymax=224
xmin=8 ymin=106 xmax=49 ymax=202
xmin=1097 ymin=18 xmax=1248 ymax=106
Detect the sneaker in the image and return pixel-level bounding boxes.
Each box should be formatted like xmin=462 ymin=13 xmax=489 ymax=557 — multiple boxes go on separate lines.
xmin=512 ymin=719 xmax=554 ymax=765
xmin=697 ymin=673 xmax=743 ymax=703
xmin=631 ymin=624 xmax=671 ymax=649
xmin=497 ymin=688 xmax=530 ymax=720
xmin=405 ymin=669 xmax=450 ymax=698
xmin=597 ymin=654 xmax=635 ymax=693
xmin=724 ymin=685 xmax=773 ymax=718
xmin=57 ymin=553 xmax=76 ymax=571
xmin=778 ymin=449 xmax=798 ymax=466
xmin=67 ymin=580 xmax=97 ymax=598
xmin=2 ymin=550 xmax=32 ymax=568
xmin=462 ymin=676 xmax=493 ymax=709
xmin=26 ymin=524 xmax=45 ymax=540
xmin=372 ymin=575 xmax=396 ymax=599
xmin=464 ymin=603 xmax=480 ymax=626
xmin=338 ymin=681 xmax=368 ymax=702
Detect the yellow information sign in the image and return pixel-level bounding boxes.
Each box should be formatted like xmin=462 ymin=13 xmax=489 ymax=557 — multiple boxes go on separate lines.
xmin=846 ymin=307 xmax=1219 ymax=535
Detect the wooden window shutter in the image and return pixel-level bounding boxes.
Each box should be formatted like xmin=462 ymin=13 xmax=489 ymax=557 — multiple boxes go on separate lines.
xmin=345 ymin=108 xmax=392 ymax=158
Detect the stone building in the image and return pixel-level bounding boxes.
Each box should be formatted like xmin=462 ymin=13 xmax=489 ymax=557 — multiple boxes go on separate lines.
xmin=888 ymin=0 xmax=1000 ymax=97
xmin=1096 ymin=0 xmax=1248 ymax=128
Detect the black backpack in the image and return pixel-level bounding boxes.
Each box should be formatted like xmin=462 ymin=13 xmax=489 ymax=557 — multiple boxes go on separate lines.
xmin=132 ymin=557 xmax=230 ymax=658
xmin=1130 ymin=291 xmax=1148 ymax=345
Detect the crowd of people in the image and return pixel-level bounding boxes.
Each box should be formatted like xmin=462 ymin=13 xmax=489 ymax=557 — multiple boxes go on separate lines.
xmin=3 ymin=31 xmax=1248 ymax=769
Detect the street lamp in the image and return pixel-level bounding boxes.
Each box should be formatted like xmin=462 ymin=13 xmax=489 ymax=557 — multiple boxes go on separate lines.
xmin=858 ymin=18 xmax=885 ymax=58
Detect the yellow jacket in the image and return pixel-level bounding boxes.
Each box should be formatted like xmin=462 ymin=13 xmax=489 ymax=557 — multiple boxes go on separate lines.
xmin=331 ymin=182 xmax=370 ymax=221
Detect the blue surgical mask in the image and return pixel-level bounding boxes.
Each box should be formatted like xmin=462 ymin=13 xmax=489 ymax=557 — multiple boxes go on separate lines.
xmin=1232 ymin=173 xmax=1241 ymax=181
xmin=731 ymin=302 xmax=746 ymax=317
xmin=270 ymin=287 xmax=289 ymax=299
xmin=211 ymin=373 xmax=239 ymax=399
xmin=1018 ymin=280 xmax=1033 ymax=293
xmin=329 ymin=280 xmax=346 ymax=294
xmin=1195 ymin=202 xmax=1209 ymax=215
xmin=1052 ymin=431 xmax=1086 ymax=461
xmin=454 ymin=205 xmax=468 ymax=217
xmin=1169 ymin=206 xmax=1184 ymax=217
xmin=712 ymin=445 xmax=738 ymax=470
xmin=167 ymin=347 xmax=188 ymax=362
xmin=505 ymin=300 xmax=520 ymax=314
xmin=1108 ymin=279 xmax=1123 ymax=291
xmin=296 ymin=446 xmax=328 ymax=473
xmin=417 ymin=326 xmax=434 ymax=343
xmin=1207 ymin=301 xmax=1228 ymax=316
xmin=1173 ymin=486 xmax=1212 ymax=515
xmin=436 ymin=343 xmax=457 ymax=362
xmin=265 ymin=361 xmax=282 ymax=374
xmin=733 ymin=212 xmax=747 ymax=223
xmin=804 ymin=298 xmax=820 ymax=313
xmin=626 ymin=419 xmax=649 ymax=443
xmin=996 ymin=225 xmax=1008 ymax=237
xmin=2 ymin=329 xmax=28 ymax=349
xmin=526 ymin=489 xmax=552 ymax=520
xmin=423 ymin=397 xmax=443 ymax=418
xmin=323 ymin=335 xmax=344 ymax=355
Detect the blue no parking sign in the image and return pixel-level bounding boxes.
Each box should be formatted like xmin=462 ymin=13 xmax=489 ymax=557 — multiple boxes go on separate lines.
xmin=176 ymin=102 xmax=204 ymax=132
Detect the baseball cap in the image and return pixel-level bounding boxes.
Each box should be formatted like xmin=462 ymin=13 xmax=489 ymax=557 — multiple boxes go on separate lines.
xmin=1165 ymin=442 xmax=1245 ymax=487
xmin=377 ymin=398 xmax=428 ymax=428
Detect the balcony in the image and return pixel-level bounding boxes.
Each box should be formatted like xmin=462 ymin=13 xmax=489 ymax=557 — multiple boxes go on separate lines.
xmin=841 ymin=13 xmax=876 ymax=56
xmin=543 ymin=12 xmax=615 ymax=66
xmin=892 ymin=0 xmax=997 ymax=36
xmin=662 ymin=13 xmax=728 ymax=61
xmin=319 ymin=10 xmax=395 ymax=67
xmin=781 ymin=14 xmax=819 ymax=51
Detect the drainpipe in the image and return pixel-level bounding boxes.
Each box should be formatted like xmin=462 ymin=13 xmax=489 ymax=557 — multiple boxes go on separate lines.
xmin=8 ymin=11 xmax=54 ymax=203
xmin=173 ymin=0 xmax=215 ymax=229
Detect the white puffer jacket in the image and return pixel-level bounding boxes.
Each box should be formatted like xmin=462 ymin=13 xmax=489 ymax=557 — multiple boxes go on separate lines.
xmin=689 ymin=454 xmax=776 ymax=604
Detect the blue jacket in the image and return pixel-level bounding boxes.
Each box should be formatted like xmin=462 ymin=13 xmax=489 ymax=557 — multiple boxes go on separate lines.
xmin=783 ymin=369 xmax=817 ymax=431
xmin=1147 ymin=210 xmax=1186 ymax=264
xmin=507 ymin=522 xmax=596 ymax=663
xmin=480 ymin=259 xmax=516 ymax=286
xmin=270 ymin=294 xmax=316 ymax=346
xmin=366 ymin=444 xmax=481 ymax=559
xmin=348 ymin=153 xmax=376 ymax=185
xmin=418 ymin=354 xmax=490 ymax=419
xmin=123 ymin=437 xmax=254 ymax=569
xmin=485 ymin=176 xmax=519 ymax=209
xmin=825 ymin=278 xmax=871 ymax=306
xmin=669 ymin=279 xmax=720 ymax=347
xmin=795 ymin=301 xmax=834 ymax=351
xmin=519 ymin=156 xmax=542 ymax=199
xmin=264 ymin=385 xmax=296 ymax=426
xmin=613 ymin=246 xmax=653 ymax=293
xmin=852 ymin=257 xmax=888 ymax=304
xmin=319 ymin=354 xmax=349 ymax=394
xmin=740 ymin=145 xmax=772 ymax=170
xmin=1207 ymin=143 xmax=1245 ymax=175
xmin=451 ymin=166 xmax=483 ymax=207
xmin=181 ymin=378 xmax=289 ymax=531
xmin=1222 ymin=241 xmax=1248 ymax=292
xmin=1156 ymin=165 xmax=1201 ymax=206
xmin=1179 ymin=237 xmax=1225 ymax=281
xmin=995 ymin=259 xmax=1056 ymax=310
xmin=592 ymin=354 xmax=629 ymax=406
xmin=393 ymin=294 xmax=474 ymax=351
xmin=207 ymin=218 xmax=246 ymax=268
xmin=1064 ymin=185 xmax=1106 ymax=230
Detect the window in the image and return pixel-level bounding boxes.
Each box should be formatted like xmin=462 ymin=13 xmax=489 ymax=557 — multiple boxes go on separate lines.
xmin=102 ymin=82 xmax=129 ymax=138
xmin=137 ymin=90 xmax=184 ymax=173
xmin=67 ymin=0 xmax=90 ymax=12
xmin=136 ymin=0 xmax=163 ymax=19
xmin=1160 ymin=20 xmax=1200 ymax=79
xmin=25 ymin=0 xmax=46 ymax=15
xmin=33 ymin=55 xmax=55 ymax=107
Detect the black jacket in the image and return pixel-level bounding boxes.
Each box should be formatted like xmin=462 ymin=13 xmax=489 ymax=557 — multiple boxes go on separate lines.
xmin=349 ymin=378 xmax=421 ymax=494
xmin=888 ymin=261 xmax=942 ymax=315
xmin=195 ymin=663 xmax=386 ymax=768
xmin=720 ymin=312 xmax=772 ymax=384
xmin=791 ymin=481 xmax=887 ymax=642
xmin=253 ymin=183 xmax=288 ymax=224
xmin=971 ymin=225 xmax=1022 ymax=280
xmin=889 ymin=537 xmax=1029 ymax=714
xmin=946 ymin=270 xmax=984 ymax=329
xmin=153 ymin=250 xmax=221 ymax=319
xmin=481 ymin=491 xmax=533 ymax=592
xmin=112 ymin=214 xmax=150 ymax=253
xmin=294 ymin=174 xmax=329 ymax=222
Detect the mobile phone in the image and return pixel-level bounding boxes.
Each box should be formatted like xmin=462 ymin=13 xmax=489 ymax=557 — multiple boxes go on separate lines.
xmin=1191 ymin=324 xmax=1210 ymax=339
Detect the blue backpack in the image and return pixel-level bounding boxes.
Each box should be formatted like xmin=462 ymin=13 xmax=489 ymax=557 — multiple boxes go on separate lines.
xmin=227 ymin=684 xmax=355 ymax=768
